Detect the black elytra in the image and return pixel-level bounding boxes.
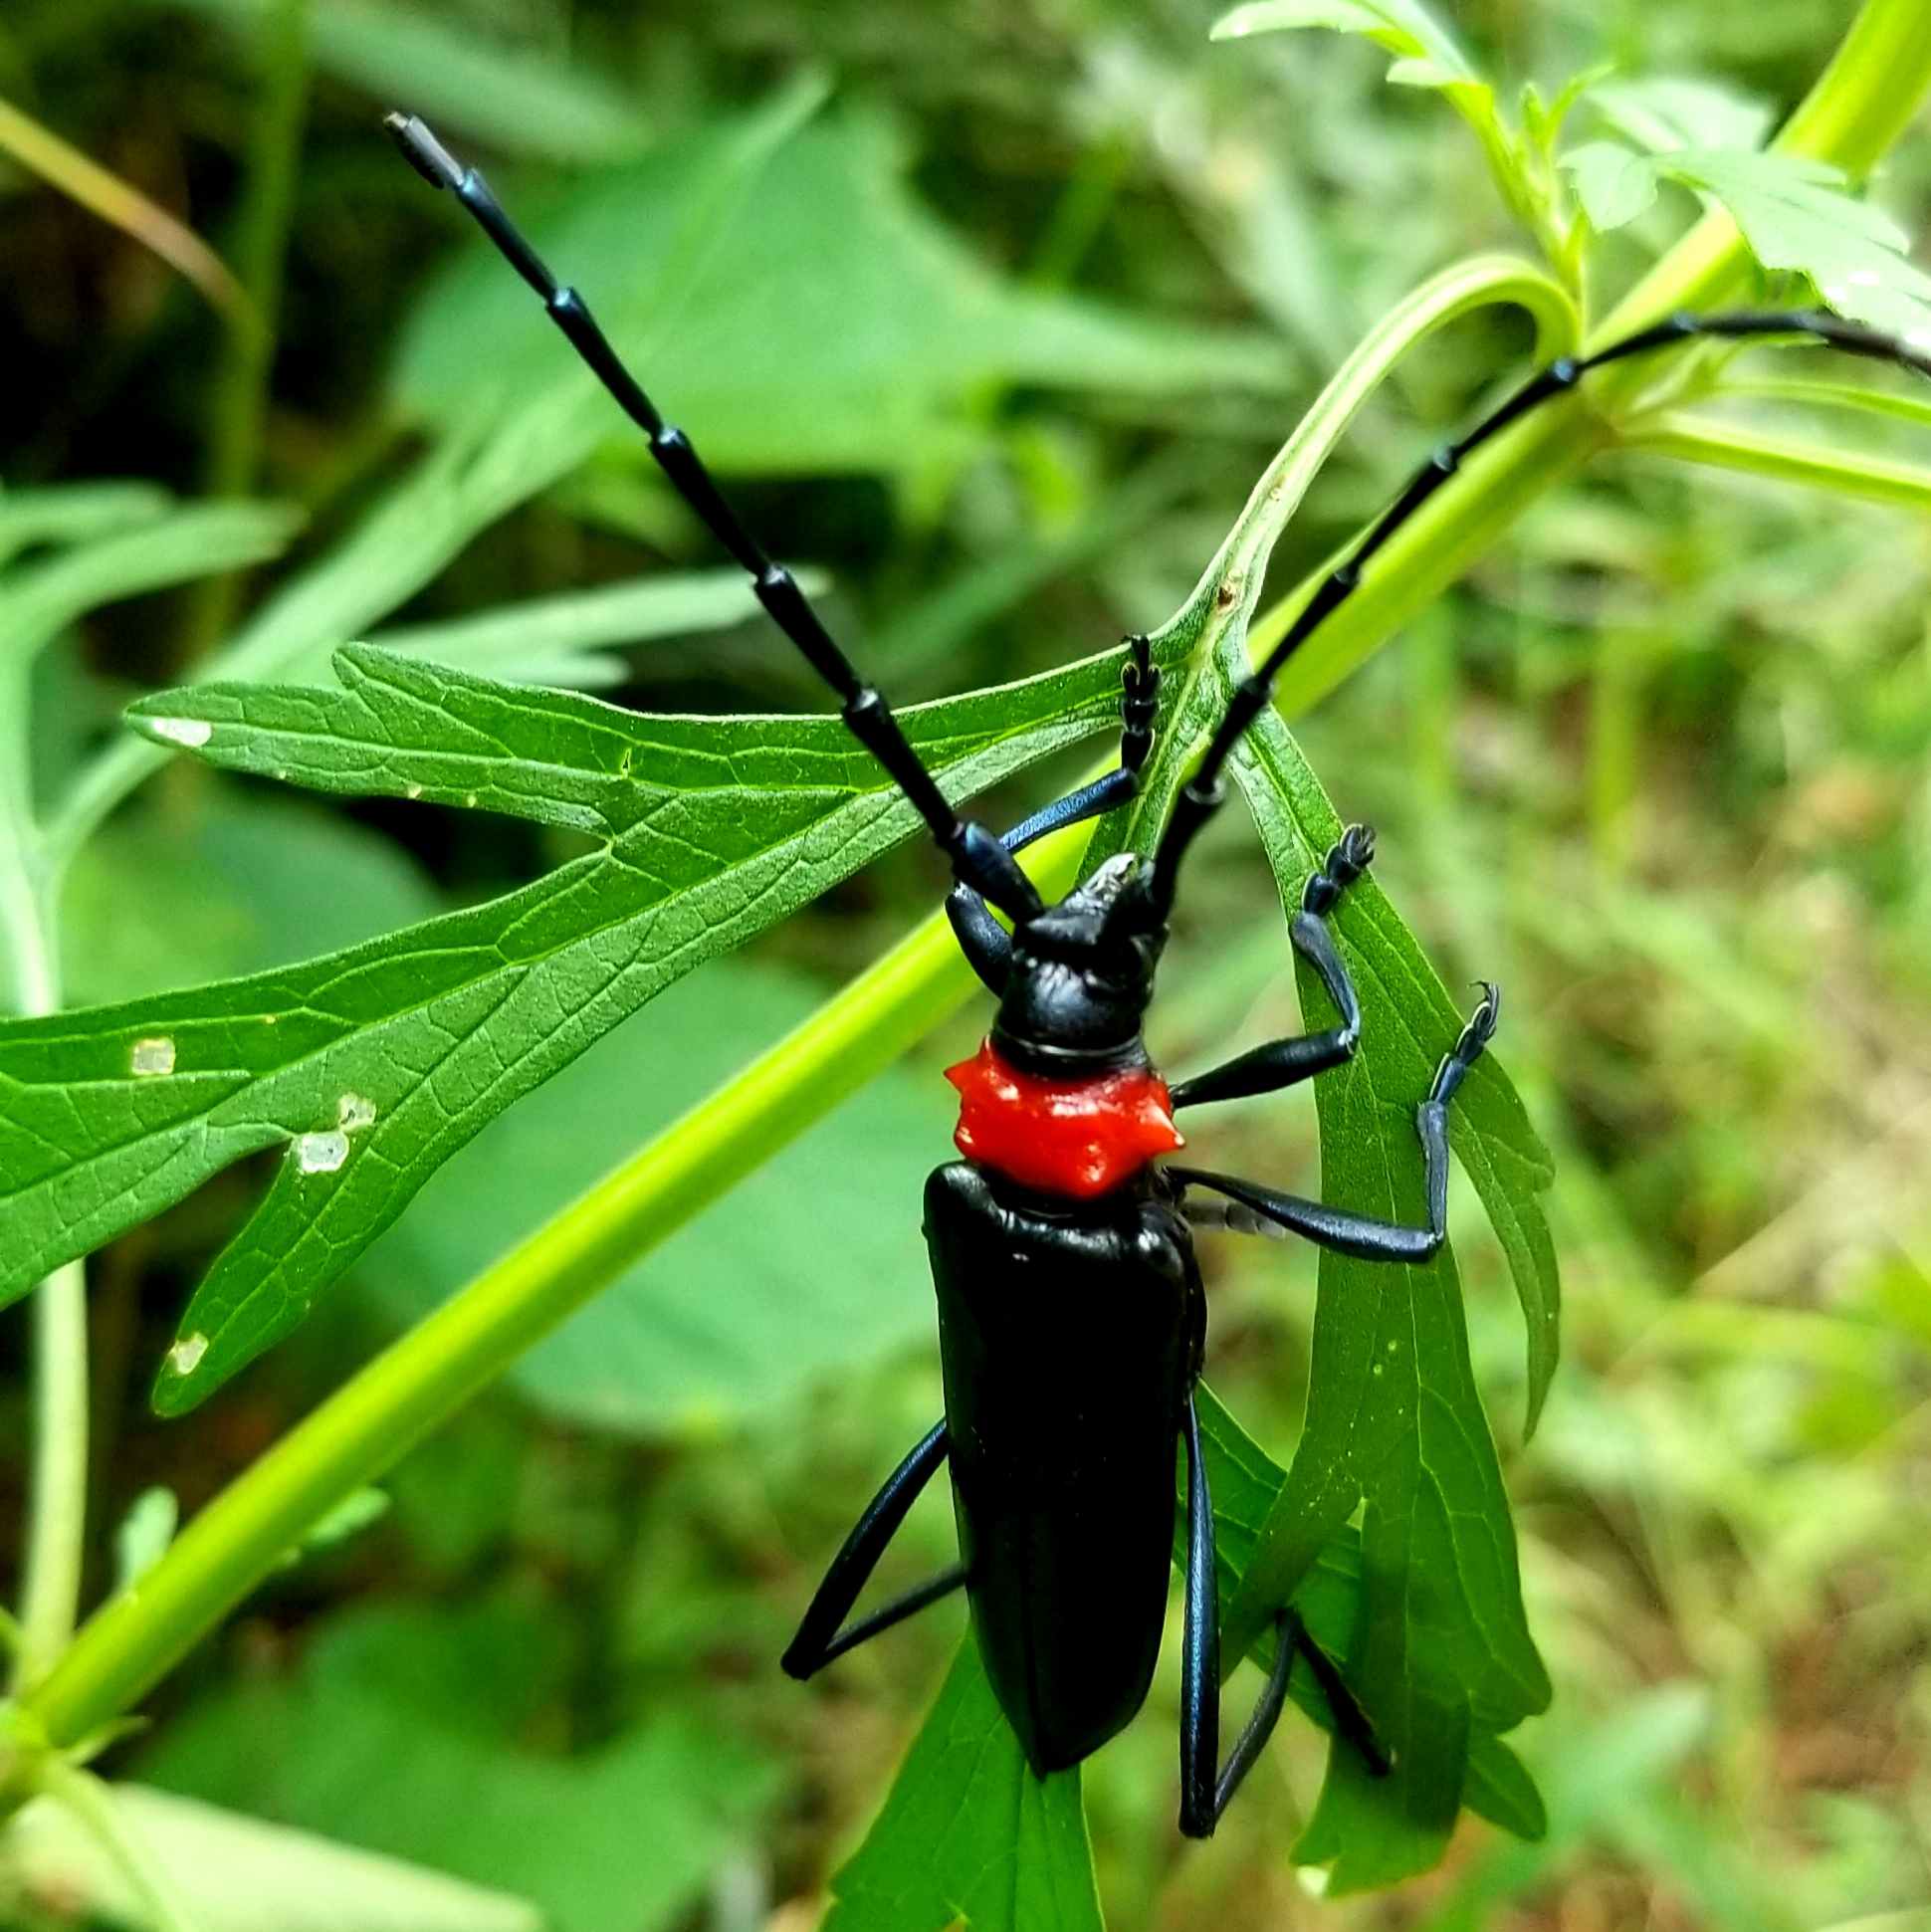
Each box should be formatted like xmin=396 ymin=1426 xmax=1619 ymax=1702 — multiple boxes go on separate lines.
xmin=387 ymin=109 xmax=1931 ymax=1836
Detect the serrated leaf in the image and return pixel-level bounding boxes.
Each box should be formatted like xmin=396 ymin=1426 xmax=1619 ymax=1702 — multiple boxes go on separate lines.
xmin=0 ymin=639 xmax=1161 ymax=1409
xmin=822 ymin=1640 xmax=1102 ymax=1932
xmin=1656 ymin=149 xmax=1931 ymax=342
xmin=358 ymin=958 xmax=954 ymax=1435
xmin=1566 ymin=143 xmax=1931 ymax=342
xmin=1562 ymin=141 xmax=1662 ymax=233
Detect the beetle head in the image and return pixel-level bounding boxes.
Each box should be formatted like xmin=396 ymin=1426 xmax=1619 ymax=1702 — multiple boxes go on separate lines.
xmin=991 ymin=853 xmax=1170 ymax=1073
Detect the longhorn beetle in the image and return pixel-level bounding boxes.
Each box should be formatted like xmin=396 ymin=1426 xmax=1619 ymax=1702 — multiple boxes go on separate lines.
xmin=388 ymin=111 xmax=1931 ymax=1837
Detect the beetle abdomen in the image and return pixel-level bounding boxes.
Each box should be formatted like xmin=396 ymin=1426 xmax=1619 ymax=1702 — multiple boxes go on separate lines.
xmin=926 ymin=1163 xmax=1200 ymax=1775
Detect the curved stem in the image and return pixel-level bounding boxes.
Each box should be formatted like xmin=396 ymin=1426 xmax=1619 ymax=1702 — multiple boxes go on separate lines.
xmin=1627 ymin=414 xmax=1931 ymax=510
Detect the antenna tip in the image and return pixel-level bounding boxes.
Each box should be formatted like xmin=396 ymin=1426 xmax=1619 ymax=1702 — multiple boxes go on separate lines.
xmin=384 ymin=112 xmax=463 ymax=191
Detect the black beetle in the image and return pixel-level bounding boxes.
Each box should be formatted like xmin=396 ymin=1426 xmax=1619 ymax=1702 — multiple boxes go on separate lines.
xmin=386 ymin=108 xmax=1931 ymax=1834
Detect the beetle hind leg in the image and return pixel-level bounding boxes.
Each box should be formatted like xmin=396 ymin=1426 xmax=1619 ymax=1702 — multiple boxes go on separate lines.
xmin=781 ymin=1419 xmax=966 ymax=1679
xmin=1178 ymin=1394 xmax=1386 ymax=1838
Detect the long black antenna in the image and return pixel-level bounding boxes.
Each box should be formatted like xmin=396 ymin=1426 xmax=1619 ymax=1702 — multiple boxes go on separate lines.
xmin=385 ymin=111 xmax=1043 ymax=923
xmin=1147 ymin=307 xmax=1931 ymax=912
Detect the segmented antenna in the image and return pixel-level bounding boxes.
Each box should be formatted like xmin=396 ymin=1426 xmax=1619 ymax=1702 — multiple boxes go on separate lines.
xmin=385 ymin=111 xmax=1043 ymax=923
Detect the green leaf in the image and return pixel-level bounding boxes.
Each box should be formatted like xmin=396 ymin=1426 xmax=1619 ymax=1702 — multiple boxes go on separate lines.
xmin=140 ymin=1600 xmax=770 ymax=1932
xmin=1210 ymin=0 xmax=1477 ymax=82
xmin=357 ymin=958 xmax=953 ymax=1435
xmin=1589 ymin=75 xmax=1777 ymax=155
xmin=1 ymin=638 xmax=1159 ymax=1410
xmin=1213 ymin=711 xmax=1552 ymax=1888
xmin=1562 ymin=141 xmax=1931 ymax=341
xmin=4 ymin=1783 xmax=543 ymax=1932
xmin=393 ymin=114 xmax=1291 ymax=479
xmin=1563 ymin=140 xmax=1663 ymax=232
xmin=369 ymin=566 xmax=828 ymax=691
xmin=823 ymin=1639 xmax=1102 ymax=1932
xmin=0 ymin=481 xmax=172 ymax=570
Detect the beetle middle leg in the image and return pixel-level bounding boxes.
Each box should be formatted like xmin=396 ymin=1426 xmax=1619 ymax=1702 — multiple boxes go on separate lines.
xmin=781 ymin=1419 xmax=966 ymax=1679
xmin=949 ymin=634 xmax=1159 ymax=990
xmin=1170 ymin=986 xmax=1500 ymax=1264
xmin=1179 ymin=1393 xmax=1385 ymax=1837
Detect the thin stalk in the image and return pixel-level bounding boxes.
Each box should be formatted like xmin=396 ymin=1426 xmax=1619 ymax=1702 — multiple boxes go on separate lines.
xmin=37 ymin=1760 xmax=204 ymax=1932
xmin=180 ymin=0 xmax=310 ymax=657
xmin=0 ymin=670 xmax=90 ymax=1693
xmin=1625 ymin=415 xmax=1931 ymax=512
xmin=23 ymin=0 xmax=1931 ymax=1755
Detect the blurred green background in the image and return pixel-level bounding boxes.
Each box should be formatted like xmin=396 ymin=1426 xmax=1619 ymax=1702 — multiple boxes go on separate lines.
xmin=1 ymin=0 xmax=1929 ymax=1927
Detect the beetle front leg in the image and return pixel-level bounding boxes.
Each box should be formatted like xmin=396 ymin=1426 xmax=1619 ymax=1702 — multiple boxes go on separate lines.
xmin=947 ymin=636 xmax=1161 ymax=992
xmin=1170 ymin=825 xmax=1373 ymax=1111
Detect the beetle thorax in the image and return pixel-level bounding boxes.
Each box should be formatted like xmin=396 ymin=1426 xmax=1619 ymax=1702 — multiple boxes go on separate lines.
xmin=944 ymin=854 xmax=1180 ymax=1199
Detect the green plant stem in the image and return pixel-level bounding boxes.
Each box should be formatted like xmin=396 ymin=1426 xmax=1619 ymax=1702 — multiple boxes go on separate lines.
xmin=38 ymin=1760 xmax=204 ymax=1932
xmin=180 ymin=0 xmax=310 ymax=658
xmin=1259 ymin=0 xmax=1931 ymax=720
xmin=24 ymin=0 xmax=1931 ymax=1757
xmin=1626 ymin=415 xmax=1931 ymax=511
xmin=0 ymin=670 xmax=91 ymax=1694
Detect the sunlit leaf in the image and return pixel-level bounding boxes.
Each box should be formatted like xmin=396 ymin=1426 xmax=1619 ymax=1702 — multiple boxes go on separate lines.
xmin=4 ymin=1783 xmax=542 ymax=1932
xmin=1561 ymin=142 xmax=1931 ymax=342
xmin=0 ymin=638 xmax=1163 ymax=1410
xmin=1589 ymin=75 xmax=1776 ymax=156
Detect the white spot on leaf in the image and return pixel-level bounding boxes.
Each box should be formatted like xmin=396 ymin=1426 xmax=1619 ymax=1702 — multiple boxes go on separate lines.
xmin=337 ymin=1093 xmax=376 ymax=1131
xmin=1848 ymin=268 xmax=1882 ymax=288
xmin=128 ymin=1036 xmax=176 ymax=1078
xmin=464 ymin=792 xmax=478 ymax=808
xmin=294 ymin=1130 xmax=349 ymax=1174
xmin=147 ymin=717 xmax=211 ymax=748
xmin=406 ymin=783 xmax=423 ymax=799
xmin=167 ymin=1333 xmax=209 ymax=1376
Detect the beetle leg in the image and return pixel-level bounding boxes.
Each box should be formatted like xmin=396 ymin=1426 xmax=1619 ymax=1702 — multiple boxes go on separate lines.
xmin=1170 ymin=826 xmax=1373 ymax=1110
xmin=781 ymin=1420 xmax=964 ymax=1678
xmin=1171 ymin=985 xmax=1499 ymax=1262
xmin=1179 ymin=1394 xmax=1384 ymax=1837
xmin=1179 ymin=1393 xmax=1221 ymax=1835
